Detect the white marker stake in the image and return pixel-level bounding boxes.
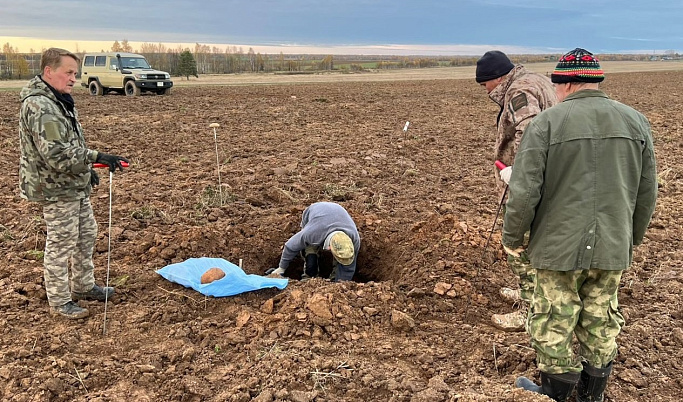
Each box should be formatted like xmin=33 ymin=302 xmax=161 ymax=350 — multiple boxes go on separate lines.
xmin=239 ymin=259 xmax=243 ymax=270
xmin=403 ymin=121 xmax=410 ymax=132
xmin=209 ymin=123 xmax=222 ymax=205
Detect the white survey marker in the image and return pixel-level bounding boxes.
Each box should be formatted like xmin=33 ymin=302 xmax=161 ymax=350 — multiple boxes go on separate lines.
xmin=403 ymin=121 xmax=410 ymax=132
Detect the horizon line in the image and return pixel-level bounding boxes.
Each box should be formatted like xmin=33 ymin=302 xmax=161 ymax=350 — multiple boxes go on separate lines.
xmin=1 ymin=36 xmax=679 ymax=57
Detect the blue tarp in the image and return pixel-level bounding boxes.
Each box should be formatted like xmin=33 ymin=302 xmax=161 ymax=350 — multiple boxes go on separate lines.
xmin=156 ymin=257 xmax=288 ymax=297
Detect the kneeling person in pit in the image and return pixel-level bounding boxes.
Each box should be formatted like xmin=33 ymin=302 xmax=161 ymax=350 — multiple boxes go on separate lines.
xmin=269 ymin=202 xmax=360 ymax=281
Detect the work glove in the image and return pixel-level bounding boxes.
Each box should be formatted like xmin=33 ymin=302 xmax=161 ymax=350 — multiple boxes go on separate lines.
xmin=264 ymin=267 xmax=286 ymax=276
xmin=90 ymin=169 xmax=99 ymax=187
xmin=499 ymin=166 xmax=512 ymax=185
xmin=96 ymin=152 xmax=129 ymax=173
xmin=503 ymin=244 xmax=525 ymax=258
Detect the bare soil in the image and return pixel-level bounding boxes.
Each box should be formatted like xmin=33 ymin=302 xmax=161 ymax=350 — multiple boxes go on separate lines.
xmin=1 ymin=70 xmax=681 ymax=402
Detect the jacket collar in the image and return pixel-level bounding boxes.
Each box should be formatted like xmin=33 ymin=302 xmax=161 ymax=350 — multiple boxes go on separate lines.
xmin=39 ymin=76 xmax=76 ymax=112
xmin=20 ymin=75 xmax=75 ymax=112
xmin=563 ymin=89 xmax=609 ymax=102
xmin=20 ymin=75 xmax=54 ymax=102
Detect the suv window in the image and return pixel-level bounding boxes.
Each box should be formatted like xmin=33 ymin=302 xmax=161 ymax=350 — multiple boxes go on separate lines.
xmin=83 ymin=56 xmax=95 ymax=67
xmin=95 ymin=56 xmax=106 ymax=67
xmin=120 ymin=57 xmax=151 ymax=69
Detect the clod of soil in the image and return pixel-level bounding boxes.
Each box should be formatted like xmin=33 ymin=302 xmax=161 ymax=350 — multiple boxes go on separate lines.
xmin=200 ymin=267 xmax=226 ymax=284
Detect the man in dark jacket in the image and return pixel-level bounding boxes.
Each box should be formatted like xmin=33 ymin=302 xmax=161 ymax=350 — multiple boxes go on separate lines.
xmin=19 ymin=48 xmax=128 ymax=319
xmin=503 ymin=48 xmax=657 ymax=401
xmin=476 ymin=50 xmax=558 ymax=331
xmin=268 ymin=202 xmax=360 ymax=281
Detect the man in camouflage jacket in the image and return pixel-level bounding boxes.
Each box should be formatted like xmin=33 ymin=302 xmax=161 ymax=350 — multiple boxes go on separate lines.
xmin=475 ymin=50 xmax=557 ymax=331
xmin=19 ymin=48 xmax=128 ymax=319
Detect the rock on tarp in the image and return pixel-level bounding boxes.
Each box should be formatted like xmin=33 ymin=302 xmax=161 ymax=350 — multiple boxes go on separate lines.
xmin=156 ymin=257 xmax=288 ymax=297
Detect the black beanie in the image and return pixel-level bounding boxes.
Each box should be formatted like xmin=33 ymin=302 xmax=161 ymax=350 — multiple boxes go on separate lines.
xmin=476 ymin=51 xmax=514 ymax=83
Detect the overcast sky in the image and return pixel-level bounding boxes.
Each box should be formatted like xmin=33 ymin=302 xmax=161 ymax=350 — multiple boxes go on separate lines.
xmin=1 ymin=0 xmax=681 ymax=55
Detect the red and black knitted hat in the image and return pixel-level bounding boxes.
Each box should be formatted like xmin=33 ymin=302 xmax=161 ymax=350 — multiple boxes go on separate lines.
xmin=551 ymin=48 xmax=605 ymax=84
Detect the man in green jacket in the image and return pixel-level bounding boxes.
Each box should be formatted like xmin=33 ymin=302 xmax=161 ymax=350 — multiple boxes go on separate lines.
xmin=19 ymin=48 xmax=129 ymax=319
xmin=503 ymin=48 xmax=657 ymax=401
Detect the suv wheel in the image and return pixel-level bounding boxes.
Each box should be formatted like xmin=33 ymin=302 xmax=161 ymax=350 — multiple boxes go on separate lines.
xmin=124 ymin=81 xmax=141 ymax=96
xmin=89 ymin=80 xmax=103 ymax=96
xmin=157 ymin=88 xmax=171 ymax=96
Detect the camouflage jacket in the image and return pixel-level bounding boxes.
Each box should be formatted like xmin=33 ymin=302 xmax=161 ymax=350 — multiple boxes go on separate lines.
xmin=488 ymin=65 xmax=557 ymax=193
xmin=19 ymin=76 xmax=98 ymax=203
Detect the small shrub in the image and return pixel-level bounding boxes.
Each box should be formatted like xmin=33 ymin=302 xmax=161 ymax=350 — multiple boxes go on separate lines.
xmin=196 ymin=185 xmax=235 ymax=211
xmin=0 ymin=225 xmax=13 ymax=242
xmin=323 ymin=183 xmax=358 ymax=201
xmin=25 ymin=250 xmax=44 ymax=261
xmin=132 ymin=206 xmax=156 ymax=221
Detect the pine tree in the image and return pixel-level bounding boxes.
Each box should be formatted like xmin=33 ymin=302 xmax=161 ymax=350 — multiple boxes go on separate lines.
xmin=178 ymin=50 xmax=198 ymax=80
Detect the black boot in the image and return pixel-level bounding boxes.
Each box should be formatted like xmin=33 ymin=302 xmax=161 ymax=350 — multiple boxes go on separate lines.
xmin=304 ymin=253 xmax=319 ymax=278
xmin=516 ymin=372 xmax=580 ymax=402
xmin=576 ymin=361 xmax=612 ymax=402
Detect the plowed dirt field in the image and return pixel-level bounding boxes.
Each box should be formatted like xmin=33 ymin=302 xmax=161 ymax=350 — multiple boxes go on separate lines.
xmin=1 ymin=68 xmax=682 ymax=401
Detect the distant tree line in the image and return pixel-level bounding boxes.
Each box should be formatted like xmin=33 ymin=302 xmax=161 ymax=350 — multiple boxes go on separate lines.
xmin=1 ymin=43 xmax=33 ymax=79
xmin=0 ymin=40 xmax=680 ymax=80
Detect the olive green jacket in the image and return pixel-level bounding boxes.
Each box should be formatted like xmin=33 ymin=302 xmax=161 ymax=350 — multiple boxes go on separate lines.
xmin=19 ymin=76 xmax=99 ymax=203
xmin=502 ymin=89 xmax=657 ymax=271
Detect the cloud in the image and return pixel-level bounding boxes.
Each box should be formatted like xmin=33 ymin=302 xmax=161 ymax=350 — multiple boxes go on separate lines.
xmin=0 ymin=0 xmax=681 ymax=54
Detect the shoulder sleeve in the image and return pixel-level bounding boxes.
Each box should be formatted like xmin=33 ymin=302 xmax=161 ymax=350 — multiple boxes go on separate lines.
xmin=632 ymin=121 xmax=658 ymax=245
xmin=279 ymin=231 xmax=306 ymax=269
xmin=502 ymin=117 xmax=549 ymax=247
xmin=507 ymin=87 xmax=546 ymax=154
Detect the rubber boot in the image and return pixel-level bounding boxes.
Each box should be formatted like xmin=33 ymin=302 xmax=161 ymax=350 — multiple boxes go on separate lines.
xmin=516 ymin=372 xmax=580 ymax=402
xmin=515 ymin=376 xmax=542 ymax=394
xmin=576 ymin=361 xmax=612 ymax=402
xmin=304 ymin=252 xmax=319 ymax=278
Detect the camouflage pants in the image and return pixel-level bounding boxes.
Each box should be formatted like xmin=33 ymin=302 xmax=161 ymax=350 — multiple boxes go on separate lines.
xmin=43 ymin=198 xmax=97 ymax=306
xmin=528 ymin=269 xmax=625 ymax=374
xmin=503 ymin=206 xmax=535 ymax=303
xmin=507 ymin=251 xmax=535 ymax=304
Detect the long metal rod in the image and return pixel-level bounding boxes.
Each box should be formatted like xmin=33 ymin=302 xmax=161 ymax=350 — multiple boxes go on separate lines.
xmin=103 ymin=171 xmax=113 ymax=335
